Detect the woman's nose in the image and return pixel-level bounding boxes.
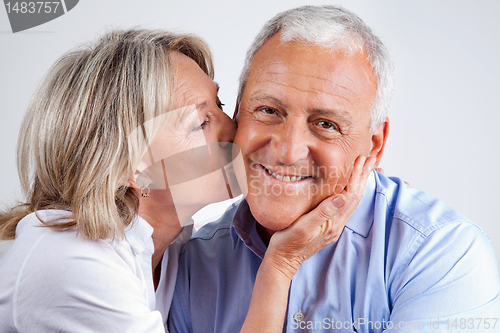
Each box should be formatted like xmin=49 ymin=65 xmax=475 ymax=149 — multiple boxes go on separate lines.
xmin=215 ymin=110 xmax=236 ymax=144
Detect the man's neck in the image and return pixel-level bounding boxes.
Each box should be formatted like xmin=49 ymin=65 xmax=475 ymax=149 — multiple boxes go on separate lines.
xmin=256 ymin=222 xmax=275 ymax=247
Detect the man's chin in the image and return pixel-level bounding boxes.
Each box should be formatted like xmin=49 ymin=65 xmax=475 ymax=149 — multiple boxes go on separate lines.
xmin=257 ymin=217 xmax=295 ymax=233
xmin=253 ymin=214 xmax=295 ymax=245
xmin=249 ymin=205 xmax=300 ymax=234
xmin=245 ymin=194 xmax=315 ymax=228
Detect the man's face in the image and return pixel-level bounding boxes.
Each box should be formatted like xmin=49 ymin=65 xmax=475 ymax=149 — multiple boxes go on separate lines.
xmin=234 ymin=33 xmax=384 ymax=235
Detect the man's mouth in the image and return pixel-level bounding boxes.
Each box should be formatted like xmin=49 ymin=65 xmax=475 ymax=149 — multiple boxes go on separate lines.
xmin=261 ymin=165 xmax=313 ymax=182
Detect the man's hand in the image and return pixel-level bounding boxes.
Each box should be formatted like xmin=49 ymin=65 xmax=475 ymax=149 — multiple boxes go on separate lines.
xmin=265 ymin=156 xmax=376 ymax=280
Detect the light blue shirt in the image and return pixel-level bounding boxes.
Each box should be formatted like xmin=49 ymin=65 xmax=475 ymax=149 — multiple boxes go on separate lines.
xmin=169 ymin=171 xmax=500 ymax=332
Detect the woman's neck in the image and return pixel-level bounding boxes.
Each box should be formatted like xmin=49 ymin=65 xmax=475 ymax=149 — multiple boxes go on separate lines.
xmin=138 ymin=197 xmax=201 ymax=263
xmin=135 ymin=188 xmax=203 ymax=289
xmin=138 ymin=205 xmax=182 ymax=270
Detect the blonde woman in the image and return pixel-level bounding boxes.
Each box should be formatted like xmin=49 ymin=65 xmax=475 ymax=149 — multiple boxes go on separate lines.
xmin=0 ymin=29 xmax=373 ymax=332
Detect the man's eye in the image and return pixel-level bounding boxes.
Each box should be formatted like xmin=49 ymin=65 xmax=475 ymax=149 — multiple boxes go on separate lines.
xmin=260 ymin=107 xmax=277 ymax=115
xmin=318 ymin=120 xmax=339 ymax=131
xmin=252 ymin=106 xmax=282 ymax=124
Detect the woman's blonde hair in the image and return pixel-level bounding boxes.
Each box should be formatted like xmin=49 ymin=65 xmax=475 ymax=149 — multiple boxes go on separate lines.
xmin=0 ymin=28 xmax=213 ymax=240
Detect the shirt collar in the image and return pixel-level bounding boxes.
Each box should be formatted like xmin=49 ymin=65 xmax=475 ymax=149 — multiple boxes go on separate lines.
xmin=230 ymin=200 xmax=267 ymax=259
xmin=125 ymin=215 xmax=155 ymax=256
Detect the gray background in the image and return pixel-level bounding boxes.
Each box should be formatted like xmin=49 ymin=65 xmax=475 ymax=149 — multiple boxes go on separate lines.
xmin=1 ymin=0 xmax=499 ymax=272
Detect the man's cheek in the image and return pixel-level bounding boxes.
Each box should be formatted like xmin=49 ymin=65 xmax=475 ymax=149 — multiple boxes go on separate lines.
xmin=317 ymin=177 xmax=345 ymax=199
xmin=332 ymin=161 xmax=357 ymax=191
xmin=249 ymin=179 xmax=262 ymax=196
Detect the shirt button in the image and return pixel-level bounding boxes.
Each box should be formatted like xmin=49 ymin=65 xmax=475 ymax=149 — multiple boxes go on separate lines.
xmin=293 ymin=311 xmax=305 ymax=322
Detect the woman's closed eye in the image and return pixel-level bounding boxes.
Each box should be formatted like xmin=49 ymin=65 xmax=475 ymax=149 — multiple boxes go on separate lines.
xmin=200 ymin=119 xmax=210 ymax=129
xmin=216 ymin=96 xmax=225 ymax=112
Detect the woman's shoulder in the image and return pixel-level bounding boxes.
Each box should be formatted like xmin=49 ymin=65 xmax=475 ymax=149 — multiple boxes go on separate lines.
xmin=14 ymin=210 xmax=109 ymax=255
xmin=7 ymin=210 xmax=146 ymax=280
xmin=15 ymin=209 xmax=72 ymax=233
xmin=0 ymin=211 xmax=162 ymax=332
xmin=2 ymin=210 xmax=151 ymax=302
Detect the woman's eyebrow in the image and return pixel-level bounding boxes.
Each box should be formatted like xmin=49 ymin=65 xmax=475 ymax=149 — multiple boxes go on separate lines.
xmin=195 ymin=81 xmax=221 ymax=111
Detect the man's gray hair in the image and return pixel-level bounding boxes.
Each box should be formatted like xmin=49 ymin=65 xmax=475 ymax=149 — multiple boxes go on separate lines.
xmin=237 ymin=5 xmax=394 ymax=131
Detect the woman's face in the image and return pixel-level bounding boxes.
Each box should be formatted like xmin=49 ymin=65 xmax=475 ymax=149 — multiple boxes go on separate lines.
xmin=135 ymin=52 xmax=239 ymax=223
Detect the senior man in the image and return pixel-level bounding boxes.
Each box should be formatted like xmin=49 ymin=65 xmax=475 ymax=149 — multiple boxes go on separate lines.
xmin=169 ymin=5 xmax=500 ymax=333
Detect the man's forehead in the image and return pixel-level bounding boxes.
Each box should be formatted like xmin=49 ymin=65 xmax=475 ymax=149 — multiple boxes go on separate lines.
xmin=244 ymin=38 xmax=375 ymax=104
xmin=253 ymin=37 xmax=373 ymax=78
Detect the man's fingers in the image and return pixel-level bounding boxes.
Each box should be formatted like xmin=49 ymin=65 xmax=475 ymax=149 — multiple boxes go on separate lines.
xmin=317 ymin=197 xmax=340 ymax=221
xmin=345 ymin=155 xmax=376 ymax=195
xmin=302 ymin=156 xmax=375 ymax=230
xmin=299 ymin=195 xmax=344 ymax=230
xmin=282 ymin=156 xmax=375 ymax=244
xmin=331 ymin=196 xmax=345 ymax=209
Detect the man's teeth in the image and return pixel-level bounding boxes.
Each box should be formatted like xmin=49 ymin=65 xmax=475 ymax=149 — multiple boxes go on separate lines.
xmin=264 ymin=167 xmax=309 ymax=182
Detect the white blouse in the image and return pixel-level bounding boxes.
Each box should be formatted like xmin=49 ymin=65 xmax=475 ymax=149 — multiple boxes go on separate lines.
xmin=0 ymin=210 xmax=192 ymax=332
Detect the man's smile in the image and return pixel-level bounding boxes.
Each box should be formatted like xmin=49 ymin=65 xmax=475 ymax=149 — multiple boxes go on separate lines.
xmin=260 ymin=164 xmax=314 ymax=182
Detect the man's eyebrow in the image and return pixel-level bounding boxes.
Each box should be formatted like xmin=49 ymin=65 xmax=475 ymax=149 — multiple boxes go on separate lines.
xmin=248 ymin=92 xmax=285 ymax=107
xmin=310 ymin=108 xmax=353 ymax=124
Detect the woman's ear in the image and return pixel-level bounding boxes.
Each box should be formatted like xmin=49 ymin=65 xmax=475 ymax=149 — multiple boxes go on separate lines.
xmin=128 ymin=171 xmax=151 ymax=190
xmin=128 ymin=173 xmax=141 ymax=190
xmin=369 ymin=117 xmax=389 ymax=167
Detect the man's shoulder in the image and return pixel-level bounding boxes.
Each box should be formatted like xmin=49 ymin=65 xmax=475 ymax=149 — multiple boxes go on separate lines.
xmin=373 ymin=173 xmax=498 ymax=293
xmin=375 ymin=172 xmax=475 ymax=236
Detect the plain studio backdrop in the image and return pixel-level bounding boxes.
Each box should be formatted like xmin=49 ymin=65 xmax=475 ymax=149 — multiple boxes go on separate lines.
xmin=1 ymin=0 xmax=499 ymax=272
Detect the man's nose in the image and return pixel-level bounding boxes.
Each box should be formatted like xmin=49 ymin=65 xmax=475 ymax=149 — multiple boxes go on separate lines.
xmin=270 ymin=117 xmax=309 ymax=165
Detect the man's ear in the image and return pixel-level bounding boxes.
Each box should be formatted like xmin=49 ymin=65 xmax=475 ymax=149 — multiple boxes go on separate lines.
xmin=232 ymin=101 xmax=239 ymax=121
xmin=370 ymin=117 xmax=389 ymax=167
